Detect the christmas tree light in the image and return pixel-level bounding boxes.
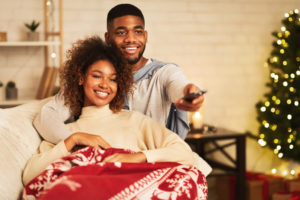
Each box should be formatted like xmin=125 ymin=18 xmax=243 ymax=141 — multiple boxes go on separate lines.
xmin=255 ymin=9 xmax=300 ymax=161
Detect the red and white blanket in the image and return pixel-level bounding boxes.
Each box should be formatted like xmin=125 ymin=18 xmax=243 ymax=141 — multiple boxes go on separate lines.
xmin=23 ymin=147 xmax=207 ymax=200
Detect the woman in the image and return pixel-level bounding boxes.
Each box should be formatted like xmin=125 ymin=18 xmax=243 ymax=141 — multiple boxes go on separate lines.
xmin=22 ymin=36 xmax=197 ymax=185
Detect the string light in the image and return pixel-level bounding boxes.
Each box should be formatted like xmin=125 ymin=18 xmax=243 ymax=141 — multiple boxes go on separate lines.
xmin=283 ymin=81 xmax=288 ymax=87
xmin=264 ymin=122 xmax=270 ymax=128
xmin=284 ymin=13 xmax=289 ymax=18
xmin=270 ymin=73 xmax=279 ymax=82
xmin=270 ymin=168 xmax=298 ymax=177
xmin=277 ymin=40 xmax=282 ymax=45
xmin=51 ymin=52 xmax=56 ymax=58
xmin=289 ymin=144 xmax=294 ymax=149
xmin=283 ymin=60 xmax=287 ymax=66
xmin=265 ymin=101 xmax=270 ymax=107
xmin=294 ymin=101 xmax=299 ymax=106
xmin=290 ymin=73 xmax=295 ymax=78
xmin=260 ymin=106 xmax=266 ymax=112
xmin=287 ymin=99 xmax=292 ymax=104
xmin=276 ymin=145 xmax=281 ymax=150
xmin=271 ymin=108 xmax=276 ymax=113
xmin=284 ymin=31 xmax=290 ymax=37
xmin=281 ymin=26 xmax=286 ymax=31
xmin=291 ymin=170 xmax=296 ymax=175
xmin=46 ymin=0 xmax=52 ymax=6
xmin=280 ymin=49 xmax=285 ymax=54
xmin=282 ymin=169 xmax=287 ymax=175
xmin=295 ymin=9 xmax=299 ymax=14
xmin=258 ymin=139 xmax=266 ymax=146
xmin=287 ymin=114 xmax=292 ymax=120
xmin=270 ymin=57 xmax=279 ymax=63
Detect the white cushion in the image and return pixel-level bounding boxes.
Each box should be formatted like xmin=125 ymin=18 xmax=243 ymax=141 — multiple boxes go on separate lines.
xmin=0 ymin=99 xmax=50 ymax=200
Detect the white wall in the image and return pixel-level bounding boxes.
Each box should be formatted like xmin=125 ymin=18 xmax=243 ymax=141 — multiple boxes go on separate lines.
xmin=1 ymin=0 xmax=300 ymax=172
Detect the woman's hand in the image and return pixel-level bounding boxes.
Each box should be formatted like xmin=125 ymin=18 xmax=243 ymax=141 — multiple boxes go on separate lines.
xmin=64 ymin=132 xmax=111 ymax=152
xmin=102 ymin=152 xmax=147 ymax=163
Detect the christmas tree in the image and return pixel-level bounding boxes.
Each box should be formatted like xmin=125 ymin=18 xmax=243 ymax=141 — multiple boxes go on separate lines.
xmin=256 ymin=9 xmax=300 ymax=162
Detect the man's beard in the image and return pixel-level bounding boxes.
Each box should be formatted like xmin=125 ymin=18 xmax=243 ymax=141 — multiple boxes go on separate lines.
xmin=126 ymin=46 xmax=146 ymax=65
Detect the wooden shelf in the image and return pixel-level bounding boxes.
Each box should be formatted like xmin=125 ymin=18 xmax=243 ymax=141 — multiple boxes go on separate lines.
xmin=0 ymin=99 xmax=36 ymax=108
xmin=0 ymin=41 xmax=60 ymax=47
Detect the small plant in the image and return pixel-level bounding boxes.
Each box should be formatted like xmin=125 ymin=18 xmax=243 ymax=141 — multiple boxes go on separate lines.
xmin=0 ymin=81 xmax=3 ymax=87
xmin=6 ymin=81 xmax=16 ymax=88
xmin=24 ymin=20 xmax=40 ymax=32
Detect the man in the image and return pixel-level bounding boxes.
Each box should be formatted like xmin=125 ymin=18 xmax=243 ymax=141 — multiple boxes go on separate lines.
xmin=33 ymin=3 xmax=204 ymax=144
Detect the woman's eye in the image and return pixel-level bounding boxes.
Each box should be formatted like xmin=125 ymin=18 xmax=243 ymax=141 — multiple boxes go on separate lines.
xmin=92 ymin=75 xmax=101 ymax=79
xmin=110 ymin=78 xmax=117 ymax=82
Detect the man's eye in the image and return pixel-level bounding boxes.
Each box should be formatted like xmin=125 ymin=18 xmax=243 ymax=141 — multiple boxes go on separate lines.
xmin=135 ymin=30 xmax=143 ymax=34
xmin=117 ymin=31 xmax=126 ymax=35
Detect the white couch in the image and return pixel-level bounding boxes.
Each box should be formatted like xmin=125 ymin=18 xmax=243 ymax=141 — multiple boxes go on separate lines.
xmin=0 ymin=99 xmax=50 ymax=200
xmin=0 ymin=98 xmax=211 ymax=200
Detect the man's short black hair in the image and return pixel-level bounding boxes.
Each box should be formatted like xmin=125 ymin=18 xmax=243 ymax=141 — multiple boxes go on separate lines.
xmin=107 ymin=4 xmax=144 ymax=26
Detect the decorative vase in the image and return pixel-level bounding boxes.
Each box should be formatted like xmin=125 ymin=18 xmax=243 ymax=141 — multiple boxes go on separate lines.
xmin=27 ymin=32 xmax=39 ymax=41
xmin=6 ymin=87 xmax=18 ymax=100
xmin=0 ymin=87 xmax=5 ymax=101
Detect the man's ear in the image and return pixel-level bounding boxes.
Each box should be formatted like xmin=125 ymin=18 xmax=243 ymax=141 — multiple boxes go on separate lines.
xmin=104 ymin=32 xmax=109 ymax=44
xmin=144 ymin=30 xmax=148 ymax=43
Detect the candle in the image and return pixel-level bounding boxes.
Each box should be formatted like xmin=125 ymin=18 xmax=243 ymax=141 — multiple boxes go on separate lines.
xmin=192 ymin=111 xmax=204 ymax=129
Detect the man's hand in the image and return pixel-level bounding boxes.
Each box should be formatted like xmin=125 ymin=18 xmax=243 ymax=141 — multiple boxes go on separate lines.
xmin=174 ymin=83 xmax=205 ymax=112
xmin=64 ymin=132 xmax=111 ymax=152
xmin=102 ymin=152 xmax=147 ymax=163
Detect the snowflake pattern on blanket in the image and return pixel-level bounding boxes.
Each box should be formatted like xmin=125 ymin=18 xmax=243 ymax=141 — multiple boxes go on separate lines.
xmin=23 ymin=146 xmax=208 ymax=200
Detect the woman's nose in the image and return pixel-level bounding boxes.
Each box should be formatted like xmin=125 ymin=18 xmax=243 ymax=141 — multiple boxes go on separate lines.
xmin=99 ymin=79 xmax=108 ymax=88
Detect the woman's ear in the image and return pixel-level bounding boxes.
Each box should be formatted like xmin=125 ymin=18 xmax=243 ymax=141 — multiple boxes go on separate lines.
xmin=79 ymin=76 xmax=84 ymax=85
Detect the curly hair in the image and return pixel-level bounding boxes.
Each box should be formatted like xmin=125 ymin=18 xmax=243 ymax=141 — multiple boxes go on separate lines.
xmin=60 ymin=36 xmax=133 ymax=116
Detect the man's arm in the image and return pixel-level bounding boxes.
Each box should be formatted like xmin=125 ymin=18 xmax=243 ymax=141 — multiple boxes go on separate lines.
xmin=162 ymin=64 xmax=204 ymax=112
xmin=33 ymin=92 xmax=74 ymax=144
